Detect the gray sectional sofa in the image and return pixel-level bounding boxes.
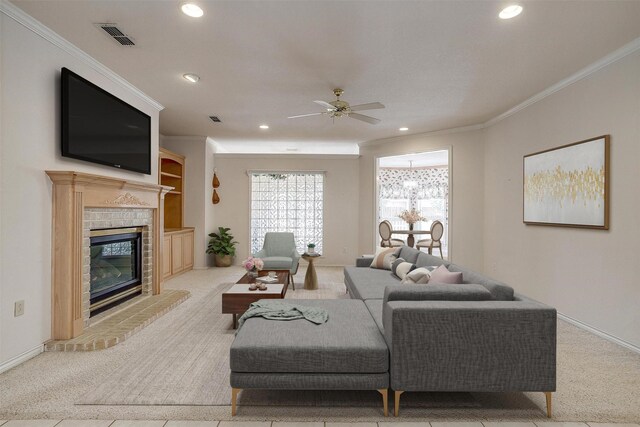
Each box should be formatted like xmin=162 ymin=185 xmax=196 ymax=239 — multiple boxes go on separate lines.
xmin=230 ymin=245 xmax=556 ymax=418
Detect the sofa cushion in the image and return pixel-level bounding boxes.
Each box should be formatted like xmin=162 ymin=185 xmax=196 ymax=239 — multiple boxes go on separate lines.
xmin=370 ymin=247 xmax=401 ymax=270
xmin=395 ymin=262 xmax=415 ymax=279
xmin=261 ymin=256 xmax=294 ymax=270
xmin=401 ymin=267 xmax=431 ymax=284
xmin=384 ymin=284 xmax=493 ymax=304
xmin=390 ymin=258 xmax=405 ymax=275
xmin=415 ymin=251 xmax=450 ymax=268
xmin=428 ymin=265 xmax=464 ymax=284
xmin=344 ymin=266 xmax=400 ymax=300
xmin=398 ymin=246 xmax=421 ymax=264
xmin=230 ymin=299 xmax=389 ymax=374
xmin=448 ymin=264 xmax=515 ymax=301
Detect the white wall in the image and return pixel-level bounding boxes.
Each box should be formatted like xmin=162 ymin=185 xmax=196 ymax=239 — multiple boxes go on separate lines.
xmin=160 ymin=136 xmax=215 ymax=269
xmin=0 ymin=13 xmax=160 ymax=365
xmin=358 ymin=130 xmax=485 ymax=272
xmin=214 ymin=154 xmax=360 ymax=266
xmin=483 ymin=50 xmax=640 ymax=348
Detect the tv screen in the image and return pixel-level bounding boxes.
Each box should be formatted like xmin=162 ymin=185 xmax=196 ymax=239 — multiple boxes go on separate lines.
xmin=61 ymin=67 xmax=151 ymax=174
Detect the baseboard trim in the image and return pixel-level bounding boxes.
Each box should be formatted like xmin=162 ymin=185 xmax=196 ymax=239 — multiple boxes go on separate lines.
xmin=558 ymin=312 xmax=640 ymax=354
xmin=0 ymin=344 xmax=44 ymax=374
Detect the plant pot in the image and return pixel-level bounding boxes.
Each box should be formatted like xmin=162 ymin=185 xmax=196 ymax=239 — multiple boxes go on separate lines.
xmin=214 ymin=254 xmax=232 ymax=267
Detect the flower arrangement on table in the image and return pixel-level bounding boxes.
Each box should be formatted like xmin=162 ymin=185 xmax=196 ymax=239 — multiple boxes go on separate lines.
xmin=397 ymin=208 xmax=426 ymax=229
xmin=242 ymin=256 xmax=264 ymax=277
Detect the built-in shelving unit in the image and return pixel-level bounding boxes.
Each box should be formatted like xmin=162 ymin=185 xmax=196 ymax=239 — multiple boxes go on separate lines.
xmin=159 ymin=148 xmax=194 ymax=279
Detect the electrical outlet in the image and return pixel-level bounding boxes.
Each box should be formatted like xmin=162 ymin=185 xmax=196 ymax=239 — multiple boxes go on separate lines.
xmin=14 ymin=300 xmax=25 ymax=317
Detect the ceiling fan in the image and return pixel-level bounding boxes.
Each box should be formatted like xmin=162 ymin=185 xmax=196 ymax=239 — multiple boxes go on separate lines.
xmin=288 ymin=88 xmax=384 ymax=125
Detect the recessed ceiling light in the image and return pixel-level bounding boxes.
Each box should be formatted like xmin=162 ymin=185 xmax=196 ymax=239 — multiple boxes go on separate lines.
xmin=259 ymin=125 xmax=269 ymax=129
xmin=181 ymin=3 xmax=204 ymax=18
xmin=399 ymin=127 xmax=409 ymax=131
xmin=182 ymin=73 xmax=200 ymax=83
xmin=499 ymin=5 xmax=523 ymax=19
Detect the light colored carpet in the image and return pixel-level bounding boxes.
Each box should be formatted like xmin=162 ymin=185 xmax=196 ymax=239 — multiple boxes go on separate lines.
xmin=1 ymin=266 xmax=640 ymax=422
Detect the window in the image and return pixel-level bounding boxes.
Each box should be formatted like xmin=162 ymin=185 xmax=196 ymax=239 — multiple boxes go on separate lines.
xmin=250 ymin=172 xmax=324 ymax=254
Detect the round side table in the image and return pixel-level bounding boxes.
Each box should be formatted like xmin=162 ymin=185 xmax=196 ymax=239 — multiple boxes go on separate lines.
xmin=301 ymin=254 xmax=321 ymax=290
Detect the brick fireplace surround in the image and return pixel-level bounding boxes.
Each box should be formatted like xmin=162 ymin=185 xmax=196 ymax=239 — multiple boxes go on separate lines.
xmin=46 ymin=171 xmax=171 ymax=340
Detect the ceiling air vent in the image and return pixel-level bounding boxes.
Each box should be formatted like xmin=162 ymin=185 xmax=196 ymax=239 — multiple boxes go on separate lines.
xmin=96 ymin=23 xmax=135 ymax=46
xmin=209 ymin=116 xmax=222 ymax=123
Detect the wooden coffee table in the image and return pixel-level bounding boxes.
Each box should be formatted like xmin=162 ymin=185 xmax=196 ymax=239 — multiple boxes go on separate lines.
xmin=222 ymin=270 xmax=290 ymax=328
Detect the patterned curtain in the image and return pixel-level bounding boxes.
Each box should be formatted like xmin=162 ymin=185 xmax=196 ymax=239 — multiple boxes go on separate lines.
xmin=250 ymin=173 xmax=324 ymax=254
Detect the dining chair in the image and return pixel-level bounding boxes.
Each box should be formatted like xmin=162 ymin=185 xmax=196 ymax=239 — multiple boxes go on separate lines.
xmin=416 ymin=220 xmax=444 ymax=258
xmin=379 ymin=220 xmax=405 ymax=248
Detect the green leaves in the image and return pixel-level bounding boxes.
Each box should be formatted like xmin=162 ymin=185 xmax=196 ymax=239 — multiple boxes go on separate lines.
xmin=206 ymin=226 xmax=238 ymax=256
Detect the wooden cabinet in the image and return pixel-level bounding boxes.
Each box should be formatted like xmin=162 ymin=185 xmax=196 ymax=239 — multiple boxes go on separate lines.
xmin=163 ymin=228 xmax=195 ymax=279
xmin=163 ymin=235 xmax=173 ymax=279
xmin=159 ymin=148 xmax=195 ymax=281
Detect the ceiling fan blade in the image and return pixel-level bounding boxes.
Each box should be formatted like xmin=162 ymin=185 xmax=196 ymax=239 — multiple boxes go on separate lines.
xmin=349 ymin=112 xmax=380 ymax=125
xmin=313 ymin=100 xmax=336 ymax=111
xmin=287 ymin=112 xmax=326 ymax=119
xmin=349 ymin=102 xmax=385 ymax=112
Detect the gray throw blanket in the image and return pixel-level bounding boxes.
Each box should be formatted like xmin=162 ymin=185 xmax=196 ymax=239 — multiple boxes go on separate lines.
xmin=237 ymin=300 xmax=329 ymax=331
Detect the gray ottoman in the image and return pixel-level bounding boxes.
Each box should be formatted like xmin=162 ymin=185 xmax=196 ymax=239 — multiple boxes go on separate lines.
xmin=230 ymin=299 xmax=389 ymax=415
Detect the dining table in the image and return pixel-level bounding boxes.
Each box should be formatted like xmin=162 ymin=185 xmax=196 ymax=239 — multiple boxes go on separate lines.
xmin=392 ymin=229 xmax=431 ymax=248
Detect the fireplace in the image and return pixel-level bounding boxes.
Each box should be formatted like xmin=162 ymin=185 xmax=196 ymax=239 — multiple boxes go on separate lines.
xmin=90 ymin=227 xmax=143 ymax=316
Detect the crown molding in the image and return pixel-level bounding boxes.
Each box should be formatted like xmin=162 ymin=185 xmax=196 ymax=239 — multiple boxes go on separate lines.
xmin=0 ymin=0 xmax=164 ymax=111
xmin=360 ymin=124 xmax=485 ymax=148
xmin=362 ymin=35 xmax=640 ymax=146
xmin=484 ymin=36 xmax=640 ymax=128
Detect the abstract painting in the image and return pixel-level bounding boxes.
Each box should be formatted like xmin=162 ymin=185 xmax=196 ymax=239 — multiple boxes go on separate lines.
xmin=523 ymin=135 xmax=609 ymax=229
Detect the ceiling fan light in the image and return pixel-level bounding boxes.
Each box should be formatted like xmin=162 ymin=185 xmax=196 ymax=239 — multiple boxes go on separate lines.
xmin=499 ymin=5 xmax=522 ymax=19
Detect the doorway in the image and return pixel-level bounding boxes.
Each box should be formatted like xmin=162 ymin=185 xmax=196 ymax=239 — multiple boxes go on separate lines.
xmin=376 ymin=149 xmax=450 ymax=258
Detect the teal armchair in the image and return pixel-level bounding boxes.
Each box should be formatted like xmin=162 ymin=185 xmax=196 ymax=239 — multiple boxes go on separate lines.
xmin=253 ymin=232 xmax=300 ymax=289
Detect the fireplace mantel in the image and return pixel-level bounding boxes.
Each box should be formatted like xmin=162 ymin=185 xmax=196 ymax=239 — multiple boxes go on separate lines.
xmin=46 ymin=171 xmax=172 ymax=339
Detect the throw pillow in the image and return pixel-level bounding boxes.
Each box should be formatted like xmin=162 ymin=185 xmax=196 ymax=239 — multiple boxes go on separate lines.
xmin=401 ymin=267 xmax=431 ymax=284
xmin=391 ymin=258 xmax=406 ymax=275
xmin=395 ymin=262 xmax=416 ymax=280
xmin=428 ymin=265 xmax=463 ymax=284
xmin=370 ymin=247 xmax=401 ymax=270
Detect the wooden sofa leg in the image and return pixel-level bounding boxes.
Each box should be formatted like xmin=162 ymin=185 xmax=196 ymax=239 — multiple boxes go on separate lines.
xmin=231 ymin=388 xmax=240 ymax=416
xmin=378 ymin=389 xmax=388 ymax=417
xmin=545 ymin=391 xmax=552 ymax=418
xmin=394 ymin=390 xmax=403 ymax=416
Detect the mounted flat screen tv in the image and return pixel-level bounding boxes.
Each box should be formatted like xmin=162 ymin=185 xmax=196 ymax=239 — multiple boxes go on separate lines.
xmin=61 ymin=67 xmax=151 ymax=174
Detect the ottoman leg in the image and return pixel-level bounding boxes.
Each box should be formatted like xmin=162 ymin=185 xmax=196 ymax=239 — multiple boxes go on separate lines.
xmin=545 ymin=392 xmax=552 ymax=418
xmin=378 ymin=389 xmax=388 ymax=417
xmin=394 ymin=390 xmax=404 ymax=416
xmin=231 ymin=388 xmax=241 ymax=416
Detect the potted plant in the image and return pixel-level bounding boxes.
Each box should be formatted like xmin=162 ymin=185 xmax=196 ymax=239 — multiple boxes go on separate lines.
xmin=206 ymin=227 xmax=238 ymax=267
xmin=307 ymin=243 xmax=316 ymax=254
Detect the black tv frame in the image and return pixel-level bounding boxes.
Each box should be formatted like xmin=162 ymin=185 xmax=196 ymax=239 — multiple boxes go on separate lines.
xmin=61 ymin=67 xmax=152 ymax=175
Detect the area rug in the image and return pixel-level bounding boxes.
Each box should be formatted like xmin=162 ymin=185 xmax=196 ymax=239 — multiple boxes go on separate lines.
xmin=73 ymin=276 xmax=640 ymax=422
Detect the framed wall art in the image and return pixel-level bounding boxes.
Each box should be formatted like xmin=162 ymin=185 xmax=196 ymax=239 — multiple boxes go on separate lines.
xmin=523 ymin=135 xmax=609 ymax=229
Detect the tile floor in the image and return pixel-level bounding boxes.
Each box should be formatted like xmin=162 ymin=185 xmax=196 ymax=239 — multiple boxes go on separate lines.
xmin=0 ymin=422 xmax=638 ymax=427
